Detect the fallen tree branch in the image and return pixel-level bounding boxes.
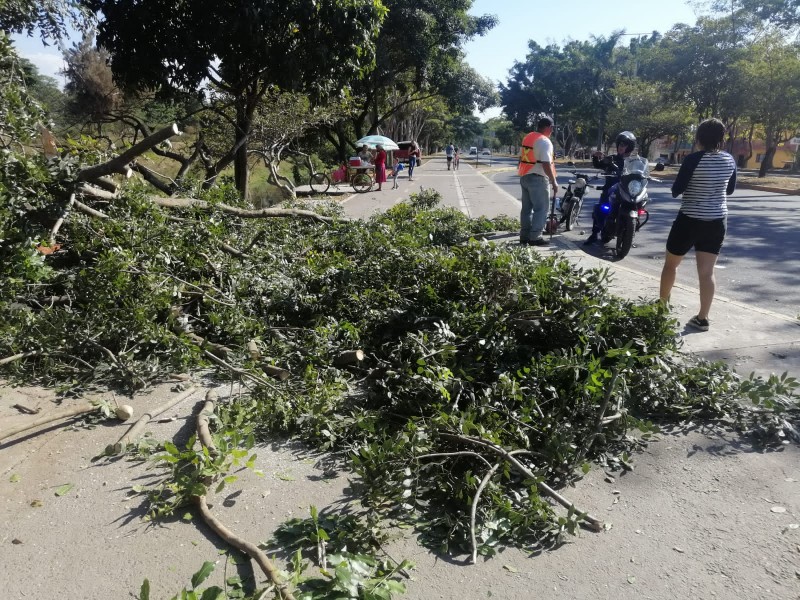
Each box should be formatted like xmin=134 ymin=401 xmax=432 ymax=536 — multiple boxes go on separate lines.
xmin=149 ymin=196 xmax=340 ymax=223
xmin=334 ymin=349 xmax=365 ymax=366
xmin=191 ymin=393 xmax=295 ymax=600
xmin=201 ymin=350 xmax=277 ymax=390
xmin=195 ymin=389 xmax=218 ymax=456
xmin=90 ymin=176 xmax=119 ymax=194
xmin=73 ymin=199 xmax=109 ymax=219
xmin=110 ymin=385 xmax=198 ymax=454
xmin=195 ymin=495 xmax=295 ymax=599
xmin=77 ymin=183 xmax=118 ymax=201
xmin=49 ymin=193 xmax=76 ymax=245
xmin=262 ymin=364 xmax=290 ymax=382
xmin=576 ymin=369 xmax=620 ymax=465
xmin=77 ymin=123 xmax=182 ymax=182
xmin=470 ymin=462 xmax=500 ymax=564
xmin=0 ymin=351 xmax=39 ymax=366
xmin=186 ymin=333 xmax=232 ymax=359
xmin=0 ymin=401 xmax=98 ymax=442
xmin=440 ymin=432 xmax=604 ymax=531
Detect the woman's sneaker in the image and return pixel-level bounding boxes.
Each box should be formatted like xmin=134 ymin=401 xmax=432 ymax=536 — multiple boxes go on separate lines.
xmin=687 ymin=315 xmax=710 ymax=331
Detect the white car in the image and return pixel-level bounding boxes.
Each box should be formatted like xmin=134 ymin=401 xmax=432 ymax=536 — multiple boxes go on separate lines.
xmin=481 ymin=149 xmax=491 ymax=155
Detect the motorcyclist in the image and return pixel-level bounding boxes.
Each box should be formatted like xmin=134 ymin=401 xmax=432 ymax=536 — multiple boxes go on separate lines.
xmin=583 ymin=131 xmax=636 ymax=245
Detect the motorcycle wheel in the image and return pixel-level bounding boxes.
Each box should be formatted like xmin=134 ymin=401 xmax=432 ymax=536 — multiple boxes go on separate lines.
xmin=615 ymin=215 xmax=636 ymax=259
xmin=565 ymin=197 xmax=583 ymax=231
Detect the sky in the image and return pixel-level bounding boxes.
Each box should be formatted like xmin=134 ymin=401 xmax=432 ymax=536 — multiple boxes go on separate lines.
xmin=465 ymin=0 xmax=702 ymax=119
xmin=12 ymin=0 xmax=702 ymax=116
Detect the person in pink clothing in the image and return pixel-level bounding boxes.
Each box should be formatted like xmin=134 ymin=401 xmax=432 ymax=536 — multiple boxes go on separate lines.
xmin=374 ymin=144 xmax=387 ymax=191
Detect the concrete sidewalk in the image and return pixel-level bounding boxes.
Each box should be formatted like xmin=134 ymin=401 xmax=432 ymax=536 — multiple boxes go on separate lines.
xmin=341 ymin=155 xmax=800 ymax=379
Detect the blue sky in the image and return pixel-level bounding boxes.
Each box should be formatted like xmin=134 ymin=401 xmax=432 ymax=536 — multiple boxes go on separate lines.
xmin=13 ymin=0 xmax=701 ymax=117
xmin=465 ymin=0 xmax=701 ymax=118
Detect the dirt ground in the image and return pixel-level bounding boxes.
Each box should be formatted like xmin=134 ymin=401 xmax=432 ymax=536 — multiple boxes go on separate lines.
xmin=1 ymin=378 xmax=799 ymax=600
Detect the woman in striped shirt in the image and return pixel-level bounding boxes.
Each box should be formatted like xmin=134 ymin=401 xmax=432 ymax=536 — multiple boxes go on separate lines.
xmin=659 ymin=118 xmax=737 ymax=331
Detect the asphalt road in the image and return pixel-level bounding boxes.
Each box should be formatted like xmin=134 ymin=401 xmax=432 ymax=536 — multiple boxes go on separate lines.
xmin=486 ymin=161 xmax=800 ymax=318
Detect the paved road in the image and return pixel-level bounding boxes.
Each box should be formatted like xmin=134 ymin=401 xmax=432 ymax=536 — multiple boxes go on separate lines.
xmin=487 ymin=165 xmax=800 ymax=318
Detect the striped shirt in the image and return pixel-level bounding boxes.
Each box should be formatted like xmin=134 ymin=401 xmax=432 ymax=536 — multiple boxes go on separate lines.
xmin=671 ymin=150 xmax=737 ymax=220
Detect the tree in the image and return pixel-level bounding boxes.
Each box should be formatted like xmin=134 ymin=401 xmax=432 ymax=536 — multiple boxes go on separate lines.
xmin=648 ymin=16 xmax=753 ymax=121
xmin=605 ymin=78 xmax=693 ymax=158
xmin=717 ymin=0 xmax=800 ymax=28
xmin=500 ymin=35 xmax=624 ymax=152
xmin=62 ymin=31 xmax=121 ymax=121
xmin=88 ymin=0 xmax=386 ymax=198
xmin=320 ymin=0 xmax=497 ymax=158
xmin=736 ymin=34 xmax=800 ymax=176
xmin=1 ymin=0 xmax=90 ymax=42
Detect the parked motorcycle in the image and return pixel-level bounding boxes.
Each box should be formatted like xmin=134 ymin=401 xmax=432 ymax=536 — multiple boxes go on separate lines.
xmin=543 ymin=171 xmax=599 ymax=234
xmin=559 ymin=171 xmax=599 ymax=231
xmin=599 ymin=155 xmax=659 ymax=259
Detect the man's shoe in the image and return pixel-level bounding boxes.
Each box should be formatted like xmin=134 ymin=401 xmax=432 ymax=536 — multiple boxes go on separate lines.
xmin=687 ymin=315 xmax=710 ymax=331
xmin=529 ymin=238 xmax=549 ymax=247
xmin=583 ymin=235 xmax=597 ymax=246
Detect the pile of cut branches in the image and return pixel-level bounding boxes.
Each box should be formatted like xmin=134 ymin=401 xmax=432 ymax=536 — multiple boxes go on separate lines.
xmin=2 ymin=123 xmax=798 ymax=569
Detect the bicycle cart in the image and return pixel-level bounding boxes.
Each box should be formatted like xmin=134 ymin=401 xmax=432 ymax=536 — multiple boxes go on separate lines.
xmin=307 ymin=163 xmax=374 ymax=194
xmin=348 ymin=164 xmax=375 ymax=193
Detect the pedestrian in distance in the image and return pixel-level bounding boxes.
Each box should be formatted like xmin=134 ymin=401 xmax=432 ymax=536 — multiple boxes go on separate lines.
xmin=374 ymin=144 xmax=387 ymax=191
xmin=408 ymin=141 xmax=420 ymax=181
xmin=390 ymin=157 xmax=404 ymax=189
xmin=357 ymin=144 xmax=374 ymax=165
xmin=659 ymin=118 xmax=737 ymax=332
xmin=445 ymin=142 xmax=454 ymax=170
xmin=517 ymin=116 xmax=557 ymax=247
xmin=453 ymin=146 xmax=460 ymax=170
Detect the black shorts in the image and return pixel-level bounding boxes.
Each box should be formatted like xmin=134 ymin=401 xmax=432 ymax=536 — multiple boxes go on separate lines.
xmin=666 ymin=212 xmax=727 ymax=256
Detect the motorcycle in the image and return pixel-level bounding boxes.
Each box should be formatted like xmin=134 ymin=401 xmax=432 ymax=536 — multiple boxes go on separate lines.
xmin=599 ymin=155 xmax=659 ymax=259
xmin=559 ymin=171 xmax=599 ymax=231
xmin=544 ymin=171 xmax=599 ymax=234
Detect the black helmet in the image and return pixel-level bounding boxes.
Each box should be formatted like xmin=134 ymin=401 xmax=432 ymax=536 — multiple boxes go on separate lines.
xmin=615 ymin=131 xmax=636 ymax=153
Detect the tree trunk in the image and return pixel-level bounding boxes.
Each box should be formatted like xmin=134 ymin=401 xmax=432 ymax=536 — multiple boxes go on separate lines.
xmin=234 ymin=106 xmax=252 ymax=201
xmin=758 ymin=146 xmax=777 ymax=178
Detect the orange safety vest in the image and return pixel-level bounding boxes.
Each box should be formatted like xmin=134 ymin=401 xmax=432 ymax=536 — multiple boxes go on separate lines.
xmin=517 ymin=131 xmax=556 ymax=177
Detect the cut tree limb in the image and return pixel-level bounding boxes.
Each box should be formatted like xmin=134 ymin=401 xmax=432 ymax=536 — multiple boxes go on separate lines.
xmin=77 ymin=123 xmax=181 ymax=182
xmin=195 ymin=390 xmax=218 ymax=456
xmin=334 ymin=349 xmax=365 ymax=366
xmin=110 ymin=385 xmax=198 ymax=454
xmin=262 ymin=364 xmax=290 ymax=381
xmin=440 ymin=432 xmax=604 ymax=531
xmin=0 ymin=401 xmax=98 ymax=442
xmin=49 ymin=193 xmax=76 ymax=245
xmin=77 ymin=183 xmax=118 ymax=201
xmin=73 ymin=199 xmax=109 ymax=219
xmin=195 ymin=495 xmax=296 ymax=600
xmin=470 ymin=462 xmax=500 ymax=564
xmin=149 ymin=197 xmax=340 ymax=223
xmin=191 ymin=396 xmax=295 ymax=600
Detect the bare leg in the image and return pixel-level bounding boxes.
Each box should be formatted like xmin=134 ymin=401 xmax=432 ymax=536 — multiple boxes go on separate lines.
xmin=695 ymin=251 xmax=719 ymax=319
xmin=659 ymin=251 xmax=684 ymax=303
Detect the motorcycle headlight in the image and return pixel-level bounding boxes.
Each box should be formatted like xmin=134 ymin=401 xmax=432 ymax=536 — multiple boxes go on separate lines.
xmin=628 ymin=180 xmax=643 ymax=196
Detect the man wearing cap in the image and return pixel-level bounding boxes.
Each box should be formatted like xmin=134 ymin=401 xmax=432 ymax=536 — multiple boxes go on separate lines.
xmin=517 ymin=116 xmax=557 ymax=246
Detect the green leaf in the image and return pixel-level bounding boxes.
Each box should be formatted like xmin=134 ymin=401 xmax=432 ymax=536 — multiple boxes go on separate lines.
xmin=139 ymin=578 xmax=151 ymax=600
xmin=191 ymin=561 xmax=215 ymax=589
xmin=9 ymin=473 xmax=21 ymax=483
xmin=199 ymin=586 xmax=224 ymax=600
xmin=55 ymin=483 xmax=74 ymax=497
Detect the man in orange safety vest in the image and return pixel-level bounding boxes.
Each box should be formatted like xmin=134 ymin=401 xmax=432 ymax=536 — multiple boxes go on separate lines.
xmin=517 ymin=116 xmax=557 ymax=246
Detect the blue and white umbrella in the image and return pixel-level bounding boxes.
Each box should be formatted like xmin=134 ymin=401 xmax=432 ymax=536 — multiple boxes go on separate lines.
xmin=355 ymin=135 xmax=399 ymax=151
